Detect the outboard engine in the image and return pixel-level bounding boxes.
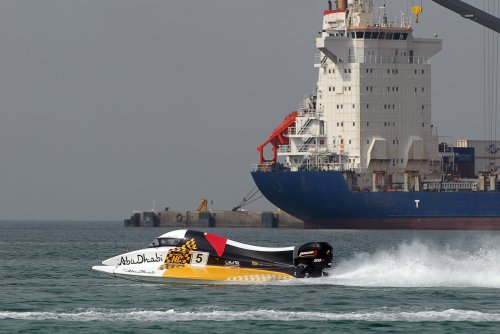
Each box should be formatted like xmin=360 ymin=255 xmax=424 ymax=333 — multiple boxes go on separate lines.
xmin=294 ymin=242 xmax=333 ymax=278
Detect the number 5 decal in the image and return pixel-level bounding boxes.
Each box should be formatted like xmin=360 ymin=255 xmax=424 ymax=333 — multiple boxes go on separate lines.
xmin=190 ymin=252 xmax=209 ymax=267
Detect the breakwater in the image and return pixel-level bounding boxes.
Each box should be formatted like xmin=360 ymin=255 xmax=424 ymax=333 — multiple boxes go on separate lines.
xmin=124 ymin=210 xmax=303 ymax=228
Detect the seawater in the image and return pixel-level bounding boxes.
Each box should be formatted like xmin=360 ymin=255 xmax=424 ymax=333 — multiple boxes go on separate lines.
xmin=1 ymin=221 xmax=500 ymax=333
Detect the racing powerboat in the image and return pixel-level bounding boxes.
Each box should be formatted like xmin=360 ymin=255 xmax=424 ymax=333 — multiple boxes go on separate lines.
xmin=92 ymin=229 xmax=333 ymax=283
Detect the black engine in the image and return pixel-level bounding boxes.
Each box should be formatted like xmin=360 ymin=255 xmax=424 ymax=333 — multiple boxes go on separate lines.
xmin=293 ymin=242 xmax=333 ymax=278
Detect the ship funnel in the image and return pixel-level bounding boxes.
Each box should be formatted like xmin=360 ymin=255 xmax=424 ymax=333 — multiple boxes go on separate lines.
xmin=328 ymin=1 xmax=332 ymax=11
xmin=337 ymin=0 xmax=347 ymax=10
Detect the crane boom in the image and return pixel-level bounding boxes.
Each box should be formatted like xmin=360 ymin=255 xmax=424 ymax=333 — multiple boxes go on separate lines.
xmin=432 ymin=0 xmax=500 ymax=33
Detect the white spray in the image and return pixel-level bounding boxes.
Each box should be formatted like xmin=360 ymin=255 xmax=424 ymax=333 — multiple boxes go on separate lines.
xmin=323 ymin=239 xmax=500 ymax=288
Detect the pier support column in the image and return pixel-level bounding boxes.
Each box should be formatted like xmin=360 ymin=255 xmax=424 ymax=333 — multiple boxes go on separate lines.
xmin=403 ymin=173 xmax=409 ymax=192
xmin=372 ymin=172 xmax=378 ymax=192
xmin=490 ymin=176 xmax=496 ymax=191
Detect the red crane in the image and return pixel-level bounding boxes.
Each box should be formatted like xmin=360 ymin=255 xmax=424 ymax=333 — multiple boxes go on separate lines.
xmin=257 ymin=111 xmax=297 ymax=164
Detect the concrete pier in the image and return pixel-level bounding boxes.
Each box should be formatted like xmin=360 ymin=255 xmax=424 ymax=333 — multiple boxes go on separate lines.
xmin=124 ymin=210 xmax=304 ymax=228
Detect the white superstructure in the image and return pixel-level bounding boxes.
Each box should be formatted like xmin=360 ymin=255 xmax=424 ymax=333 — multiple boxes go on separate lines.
xmin=279 ymin=0 xmax=443 ymax=189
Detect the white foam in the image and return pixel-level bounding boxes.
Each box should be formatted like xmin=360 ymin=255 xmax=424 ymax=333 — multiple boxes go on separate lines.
xmin=319 ymin=240 xmax=500 ymax=288
xmin=1 ymin=309 xmax=499 ymax=322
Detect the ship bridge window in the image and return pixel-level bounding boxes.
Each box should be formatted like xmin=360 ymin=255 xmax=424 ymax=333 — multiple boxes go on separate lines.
xmin=385 ymin=33 xmax=393 ymax=40
xmin=365 ymin=32 xmax=372 ymax=39
xmin=149 ymin=238 xmax=182 ymax=248
xmin=356 ymin=31 xmax=364 ymax=39
xmin=378 ymin=32 xmax=386 ymax=39
xmin=393 ymin=33 xmax=401 ymax=40
xmin=372 ymin=32 xmax=379 ymax=39
xmin=351 ymin=32 xmax=356 ymax=38
xmin=402 ymin=33 xmax=408 ymax=40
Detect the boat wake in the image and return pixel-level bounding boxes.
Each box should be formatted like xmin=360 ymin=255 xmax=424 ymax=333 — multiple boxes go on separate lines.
xmin=314 ymin=239 xmax=500 ymax=288
xmin=1 ymin=308 xmax=500 ymax=322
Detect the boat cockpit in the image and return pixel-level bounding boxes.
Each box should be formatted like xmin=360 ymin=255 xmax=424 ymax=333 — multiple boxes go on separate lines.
xmin=148 ymin=237 xmax=183 ymax=248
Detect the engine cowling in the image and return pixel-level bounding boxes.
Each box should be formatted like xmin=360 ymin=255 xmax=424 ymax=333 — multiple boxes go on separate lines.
xmin=294 ymin=242 xmax=333 ymax=278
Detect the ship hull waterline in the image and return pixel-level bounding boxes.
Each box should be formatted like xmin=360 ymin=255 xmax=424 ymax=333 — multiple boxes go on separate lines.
xmin=304 ymin=217 xmax=500 ymax=230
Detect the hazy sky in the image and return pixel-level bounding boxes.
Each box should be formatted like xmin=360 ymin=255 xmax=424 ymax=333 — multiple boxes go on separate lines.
xmin=0 ymin=0 xmax=496 ymax=220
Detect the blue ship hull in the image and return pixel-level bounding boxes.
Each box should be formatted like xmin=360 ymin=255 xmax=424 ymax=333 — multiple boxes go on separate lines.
xmin=251 ymin=171 xmax=500 ymax=229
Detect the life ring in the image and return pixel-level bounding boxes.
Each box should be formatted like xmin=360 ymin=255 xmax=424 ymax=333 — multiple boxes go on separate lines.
xmin=176 ymin=213 xmax=183 ymax=222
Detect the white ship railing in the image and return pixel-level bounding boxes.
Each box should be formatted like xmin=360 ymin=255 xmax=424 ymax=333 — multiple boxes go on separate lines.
xmin=347 ymin=55 xmax=430 ymax=64
xmin=301 ymin=161 xmax=362 ymax=171
xmin=297 ymin=109 xmax=323 ymax=118
xmin=287 ymin=128 xmax=325 ymax=137
xmin=315 ymin=53 xmax=430 ymax=65
xmin=278 ymin=143 xmax=346 ymax=154
xmin=422 ymin=182 xmax=478 ymax=192
xmin=314 ymin=54 xmax=326 ymax=66
xmin=278 ymin=145 xmax=291 ymax=153
xmin=251 ymin=162 xmax=364 ymax=172
xmin=277 ymin=144 xmax=327 ymax=153
xmin=297 ymin=144 xmax=332 ymax=153
xmin=278 ymin=144 xmax=330 ymax=154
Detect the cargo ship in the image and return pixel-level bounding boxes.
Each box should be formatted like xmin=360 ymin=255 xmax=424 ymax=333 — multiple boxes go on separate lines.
xmin=251 ymin=0 xmax=500 ymax=229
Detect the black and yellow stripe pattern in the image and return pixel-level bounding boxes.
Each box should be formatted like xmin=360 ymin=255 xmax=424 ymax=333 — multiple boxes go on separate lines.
xmin=162 ymin=238 xmax=197 ymax=268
